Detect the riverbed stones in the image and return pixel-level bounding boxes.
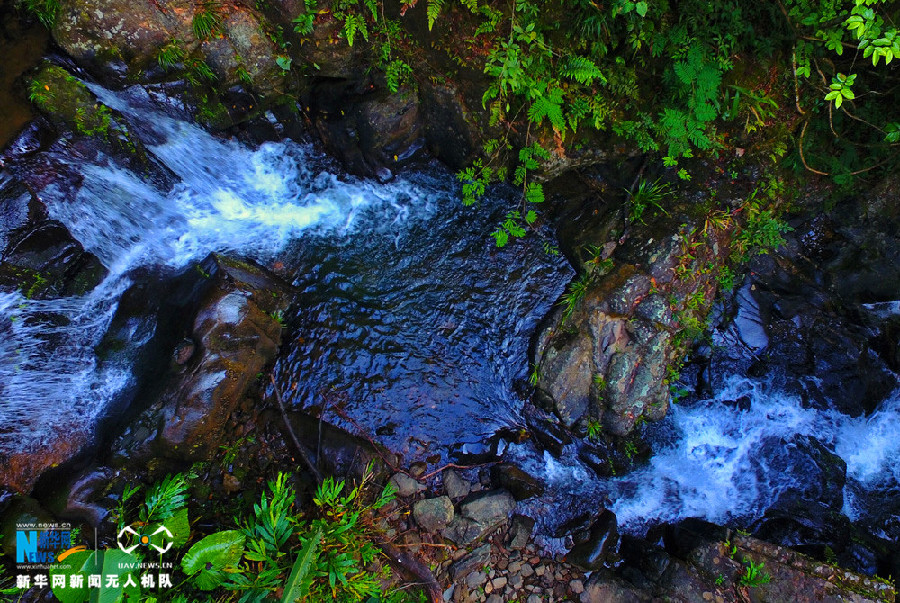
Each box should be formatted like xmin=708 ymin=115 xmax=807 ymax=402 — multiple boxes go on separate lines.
xmin=413 ymin=496 xmax=454 ymax=532
xmin=443 ymin=489 xmax=516 ymax=546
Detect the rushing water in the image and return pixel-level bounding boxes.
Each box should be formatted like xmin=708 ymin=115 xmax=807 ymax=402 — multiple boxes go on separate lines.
xmin=2 ymin=80 xmax=900 ymax=546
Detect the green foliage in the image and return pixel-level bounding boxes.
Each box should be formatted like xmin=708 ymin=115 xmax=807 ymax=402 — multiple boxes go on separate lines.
xmin=182 ymin=531 xmax=247 ymax=590
xmin=21 ymin=0 xmax=59 ymax=28
xmin=739 ymin=560 xmax=771 ymax=588
xmin=292 ymin=0 xmax=318 ymax=35
xmin=192 ymin=5 xmax=222 ymax=41
xmin=157 ymin=41 xmax=186 ymax=71
xmin=586 ymin=418 xmax=603 ymax=441
xmin=825 ymin=73 xmax=856 ymax=109
xmin=627 ymin=179 xmax=671 ymax=224
xmin=141 ymin=473 xmax=189 ymax=524
xmin=280 ymin=529 xmax=321 ymax=602
xmin=560 ymin=272 xmax=591 ymax=322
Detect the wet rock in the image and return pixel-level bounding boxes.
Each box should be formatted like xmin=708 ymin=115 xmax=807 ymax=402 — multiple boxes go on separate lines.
xmin=534 ymin=207 xmax=727 ymax=436
xmin=460 ymin=489 xmax=516 ymax=525
xmin=663 ymin=519 xmax=731 ymax=560
xmin=52 ymin=0 xmax=282 ymax=92
xmin=490 ymin=463 xmax=544 ymax=500
xmin=509 ymin=515 xmax=535 ymax=550
xmin=0 ymin=427 xmax=94 ymax=495
xmin=418 ymin=81 xmax=479 ymax=170
xmin=750 ymin=435 xmax=850 ymax=550
xmin=112 ymin=254 xmax=290 ymax=464
xmin=45 ymin=466 xmax=113 ymax=527
xmin=443 ymin=469 xmax=471 ymax=500
xmin=390 ymin=472 xmax=424 ymax=498
xmin=311 ymin=84 xmax=424 ymax=177
xmin=413 ymin=496 xmax=454 ymax=532
xmin=566 ymin=509 xmax=619 ymax=571
xmin=0 ymin=219 xmax=106 ymax=299
xmin=580 ymin=571 xmax=652 ymax=602
xmin=523 ymin=404 xmax=572 ymax=457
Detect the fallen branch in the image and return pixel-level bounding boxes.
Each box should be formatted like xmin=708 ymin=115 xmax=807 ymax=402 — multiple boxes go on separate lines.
xmin=270 ymin=374 xmax=323 ymax=484
xmin=375 ymin=537 xmax=444 ymax=603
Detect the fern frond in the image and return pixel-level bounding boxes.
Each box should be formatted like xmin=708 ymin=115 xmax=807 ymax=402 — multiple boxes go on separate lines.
xmin=561 ymin=56 xmax=606 ymax=85
xmin=427 ymin=0 xmax=444 ymax=30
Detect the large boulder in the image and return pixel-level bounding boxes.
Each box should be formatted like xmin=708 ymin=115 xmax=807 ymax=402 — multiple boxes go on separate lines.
xmin=112 ymin=254 xmax=291 ymax=464
xmin=52 ymin=0 xmax=283 ymax=92
xmin=533 ymin=191 xmax=733 ymax=436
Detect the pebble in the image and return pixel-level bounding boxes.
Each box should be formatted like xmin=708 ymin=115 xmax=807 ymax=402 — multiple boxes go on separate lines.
xmin=570 ymin=579 xmax=584 ymax=594
xmin=492 ymin=577 xmax=508 ymax=590
xmin=510 ymin=573 xmax=524 ymax=589
xmin=527 ymin=595 xmax=542 ymax=603
xmin=486 ymin=596 xmax=503 ymax=603
xmin=535 ymin=565 xmax=545 ymax=577
xmin=521 ymin=563 xmax=534 ymax=578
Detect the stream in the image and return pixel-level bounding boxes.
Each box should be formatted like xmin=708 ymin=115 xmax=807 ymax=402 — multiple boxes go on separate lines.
xmin=2 ymin=81 xmax=900 ymax=555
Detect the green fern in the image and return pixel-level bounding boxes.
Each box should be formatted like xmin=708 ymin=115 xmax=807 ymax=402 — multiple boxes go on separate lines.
xmin=427 ymin=0 xmax=444 ymax=30
xmin=527 ymin=88 xmax=565 ymax=132
xmin=561 ymin=56 xmax=606 ymax=85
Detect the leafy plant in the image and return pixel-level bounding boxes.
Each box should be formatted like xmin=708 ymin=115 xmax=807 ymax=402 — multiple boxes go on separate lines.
xmin=739 ymin=560 xmax=771 ymax=588
xmin=21 ymin=0 xmax=59 ymax=28
xmin=559 ymin=272 xmax=591 ymax=322
xmin=192 ymin=4 xmax=222 ymax=41
xmin=627 ymin=179 xmax=671 ymax=224
xmin=157 ymin=41 xmax=186 ymax=71
xmin=141 ymin=473 xmax=188 ymax=524
xmin=586 ymin=419 xmax=603 ymax=441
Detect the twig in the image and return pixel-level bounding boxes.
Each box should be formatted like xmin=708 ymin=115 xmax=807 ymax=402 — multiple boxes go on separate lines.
xmin=375 ymin=537 xmax=443 ymax=603
xmin=418 ymin=462 xmax=495 ymax=481
xmin=270 ymin=375 xmax=323 ymax=484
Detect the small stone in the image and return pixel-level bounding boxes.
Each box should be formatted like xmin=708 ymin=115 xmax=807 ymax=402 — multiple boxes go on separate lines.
xmin=492 ymin=577 xmax=508 ymax=590
xmin=465 ymin=570 xmax=487 ymax=589
xmin=443 ymin=585 xmax=455 ymax=601
xmin=486 ymin=596 xmax=503 ymax=603
xmin=444 ymin=469 xmax=472 ymax=500
xmin=535 ymin=565 xmax=545 ymax=577
xmin=509 ymin=515 xmax=535 ymax=550
xmin=509 ymin=561 xmax=522 ymax=574
xmin=390 ymin=473 xmax=424 ymax=497
xmin=527 ymin=595 xmax=542 ymax=603
xmin=410 ymin=462 xmax=427 ymax=477
xmin=702 ymin=592 xmax=713 ymax=601
xmin=413 ymin=496 xmax=455 ymax=532
xmin=521 ymin=563 xmax=534 ymax=578
xmin=510 ymin=573 xmax=524 ymax=589
xmin=570 ymin=579 xmax=584 ymax=594
xmin=222 ymin=473 xmax=241 ymax=493
xmin=498 ymin=558 xmax=509 ymax=570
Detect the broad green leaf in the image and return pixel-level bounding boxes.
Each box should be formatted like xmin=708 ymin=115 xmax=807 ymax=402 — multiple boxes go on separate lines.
xmin=181 ymin=530 xmax=246 ymax=577
xmin=50 ymin=551 xmax=93 ymax=603
xmin=635 ymin=1 xmax=648 ymax=17
xmin=280 ymin=529 xmax=322 ymax=603
xmin=98 ymin=550 xmax=141 ymax=603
